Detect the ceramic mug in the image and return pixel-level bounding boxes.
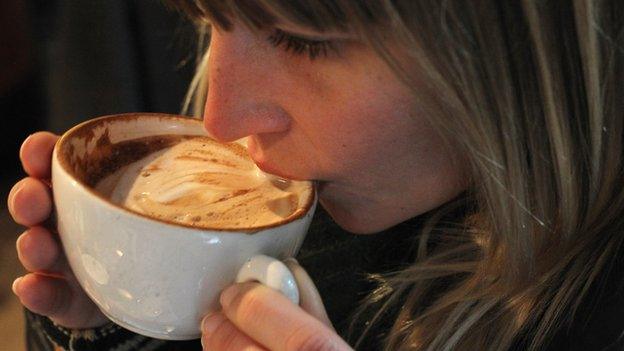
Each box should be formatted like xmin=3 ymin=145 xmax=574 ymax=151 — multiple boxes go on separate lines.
xmin=51 ymin=113 xmax=317 ymax=340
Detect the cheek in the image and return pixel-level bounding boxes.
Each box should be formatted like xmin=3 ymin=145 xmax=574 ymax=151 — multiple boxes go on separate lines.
xmin=259 ymin=45 xmax=452 ymax=184
xmin=311 ymin=89 xmax=419 ymax=178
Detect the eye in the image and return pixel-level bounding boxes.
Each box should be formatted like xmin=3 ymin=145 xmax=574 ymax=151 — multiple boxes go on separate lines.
xmin=267 ymin=29 xmax=336 ymax=60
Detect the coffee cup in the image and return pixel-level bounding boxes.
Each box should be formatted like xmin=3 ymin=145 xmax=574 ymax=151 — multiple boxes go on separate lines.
xmin=51 ymin=113 xmax=317 ymax=340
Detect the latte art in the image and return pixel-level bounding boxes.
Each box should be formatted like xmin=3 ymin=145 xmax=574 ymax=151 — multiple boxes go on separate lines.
xmin=95 ymin=136 xmax=313 ymax=229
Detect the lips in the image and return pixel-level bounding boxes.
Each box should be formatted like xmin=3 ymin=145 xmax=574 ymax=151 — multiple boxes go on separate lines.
xmin=252 ymin=157 xmax=306 ymax=181
xmin=246 ymin=136 xmax=304 ymax=181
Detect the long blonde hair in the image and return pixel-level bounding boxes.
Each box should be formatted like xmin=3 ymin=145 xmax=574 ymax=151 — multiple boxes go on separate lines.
xmin=167 ymin=1 xmax=624 ymax=349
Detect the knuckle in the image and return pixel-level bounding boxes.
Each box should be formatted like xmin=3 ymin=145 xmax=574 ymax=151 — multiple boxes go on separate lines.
xmin=30 ymin=179 xmax=51 ymax=200
xmin=208 ymin=319 xmax=239 ymax=350
xmin=22 ymin=182 xmax=51 ymax=218
xmin=19 ymin=229 xmax=59 ymax=272
xmin=48 ymin=279 xmax=69 ymax=318
xmin=285 ymin=326 xmax=341 ymax=351
xmin=14 ymin=179 xmax=46 ymax=205
xmin=231 ymin=287 xmax=267 ymax=325
xmin=21 ymin=274 xmax=66 ymax=318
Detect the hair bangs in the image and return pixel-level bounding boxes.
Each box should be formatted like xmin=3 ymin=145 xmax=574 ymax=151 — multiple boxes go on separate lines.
xmin=166 ymin=0 xmax=354 ymax=33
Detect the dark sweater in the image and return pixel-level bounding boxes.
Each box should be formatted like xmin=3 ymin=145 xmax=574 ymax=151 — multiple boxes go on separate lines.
xmin=24 ymin=207 xmax=624 ymax=350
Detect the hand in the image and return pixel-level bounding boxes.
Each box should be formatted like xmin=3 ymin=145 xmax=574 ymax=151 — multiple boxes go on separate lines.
xmin=201 ymin=259 xmax=353 ymax=351
xmin=8 ymin=132 xmax=110 ymax=329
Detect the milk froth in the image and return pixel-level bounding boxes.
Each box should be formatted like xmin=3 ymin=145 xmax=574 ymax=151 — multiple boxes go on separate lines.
xmin=95 ymin=136 xmax=312 ymax=229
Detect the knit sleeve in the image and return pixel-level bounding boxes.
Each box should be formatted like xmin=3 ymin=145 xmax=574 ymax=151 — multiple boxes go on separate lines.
xmin=24 ymin=309 xmax=201 ymax=351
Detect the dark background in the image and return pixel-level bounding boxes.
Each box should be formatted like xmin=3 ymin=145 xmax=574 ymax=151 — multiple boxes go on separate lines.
xmin=0 ymin=1 xmax=197 ymax=348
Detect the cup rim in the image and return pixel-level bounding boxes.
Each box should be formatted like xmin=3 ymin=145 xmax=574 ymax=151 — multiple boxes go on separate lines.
xmin=53 ymin=112 xmax=316 ymax=234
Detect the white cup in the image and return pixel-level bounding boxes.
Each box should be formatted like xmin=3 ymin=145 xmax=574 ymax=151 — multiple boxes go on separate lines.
xmin=51 ymin=113 xmax=317 ymax=340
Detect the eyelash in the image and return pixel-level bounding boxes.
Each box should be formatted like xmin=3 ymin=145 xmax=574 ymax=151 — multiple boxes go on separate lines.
xmin=267 ymin=29 xmax=335 ymax=60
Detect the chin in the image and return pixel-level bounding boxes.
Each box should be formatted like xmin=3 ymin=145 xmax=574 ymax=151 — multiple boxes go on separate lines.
xmin=318 ymin=181 xmax=398 ymax=234
xmin=319 ymin=198 xmax=391 ymax=234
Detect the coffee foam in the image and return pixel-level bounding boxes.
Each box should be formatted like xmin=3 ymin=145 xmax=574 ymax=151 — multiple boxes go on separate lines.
xmin=95 ymin=136 xmax=312 ymax=230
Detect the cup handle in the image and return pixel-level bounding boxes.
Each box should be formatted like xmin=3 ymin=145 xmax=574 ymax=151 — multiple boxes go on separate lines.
xmin=235 ymin=255 xmax=299 ymax=305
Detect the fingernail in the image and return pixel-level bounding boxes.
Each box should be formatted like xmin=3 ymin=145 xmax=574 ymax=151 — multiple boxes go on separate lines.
xmin=283 ymin=257 xmax=299 ymax=265
xmin=15 ymin=232 xmax=26 ymax=253
xmin=200 ymin=314 xmax=225 ymax=349
xmin=201 ymin=313 xmax=225 ymax=335
xmin=12 ymin=277 xmax=23 ymax=295
xmin=220 ymin=285 xmax=237 ymax=309
xmin=7 ymin=181 xmax=25 ymax=211
xmin=19 ymin=134 xmax=34 ymax=162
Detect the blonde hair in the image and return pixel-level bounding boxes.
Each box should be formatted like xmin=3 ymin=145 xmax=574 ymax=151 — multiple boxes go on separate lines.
xmin=167 ymin=1 xmax=624 ymax=349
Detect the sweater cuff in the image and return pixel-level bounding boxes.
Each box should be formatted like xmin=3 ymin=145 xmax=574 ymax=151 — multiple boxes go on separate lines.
xmin=25 ymin=309 xmax=167 ymax=350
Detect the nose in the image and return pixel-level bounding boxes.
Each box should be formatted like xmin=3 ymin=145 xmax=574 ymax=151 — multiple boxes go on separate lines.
xmin=203 ymin=28 xmax=291 ymax=142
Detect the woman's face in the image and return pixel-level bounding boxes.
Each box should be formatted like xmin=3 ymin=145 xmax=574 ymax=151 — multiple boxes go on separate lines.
xmin=203 ymin=22 xmax=467 ymax=234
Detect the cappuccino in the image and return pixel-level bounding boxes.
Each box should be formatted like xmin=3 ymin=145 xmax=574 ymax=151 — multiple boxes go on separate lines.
xmin=94 ymin=136 xmax=313 ymax=230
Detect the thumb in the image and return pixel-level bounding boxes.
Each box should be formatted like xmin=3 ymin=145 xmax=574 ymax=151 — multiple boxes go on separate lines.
xmin=283 ymin=257 xmax=334 ymax=330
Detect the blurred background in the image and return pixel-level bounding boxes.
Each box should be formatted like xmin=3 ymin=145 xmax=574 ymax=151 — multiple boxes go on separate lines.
xmin=1 ymin=1 xmax=198 ymax=348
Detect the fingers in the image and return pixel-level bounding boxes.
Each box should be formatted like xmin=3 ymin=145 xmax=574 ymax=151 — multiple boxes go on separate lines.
xmin=12 ymin=273 xmax=71 ymax=318
xmin=20 ymin=131 xmax=59 ymax=179
xmin=12 ymin=131 xmax=109 ymax=330
xmin=12 ymin=273 xmax=110 ymax=329
xmin=8 ymin=177 xmax=53 ymax=226
xmin=16 ymin=226 xmax=68 ymax=275
xmin=283 ymin=258 xmax=333 ymax=329
xmin=201 ymin=312 xmax=267 ymax=351
xmin=214 ymin=282 xmax=352 ymax=351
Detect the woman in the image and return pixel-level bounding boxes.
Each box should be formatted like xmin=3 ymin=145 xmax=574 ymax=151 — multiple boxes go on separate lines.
xmin=8 ymin=0 xmax=624 ymax=350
